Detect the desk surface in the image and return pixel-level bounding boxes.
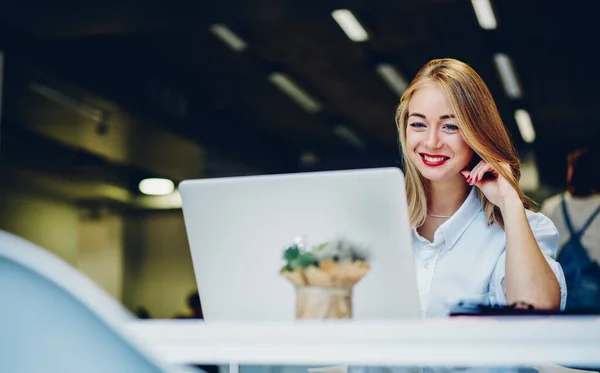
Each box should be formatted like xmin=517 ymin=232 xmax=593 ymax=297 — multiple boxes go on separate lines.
xmin=126 ymin=317 xmax=600 ymax=367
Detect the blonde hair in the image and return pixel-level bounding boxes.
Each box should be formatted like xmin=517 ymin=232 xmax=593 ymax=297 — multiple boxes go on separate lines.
xmin=395 ymin=58 xmax=532 ymax=229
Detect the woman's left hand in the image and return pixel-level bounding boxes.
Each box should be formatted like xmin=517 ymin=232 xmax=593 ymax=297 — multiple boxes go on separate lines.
xmin=460 ymin=161 xmax=519 ymax=210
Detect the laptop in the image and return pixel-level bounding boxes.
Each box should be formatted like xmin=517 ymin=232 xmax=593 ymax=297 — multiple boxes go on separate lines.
xmin=179 ymin=167 xmax=420 ymax=321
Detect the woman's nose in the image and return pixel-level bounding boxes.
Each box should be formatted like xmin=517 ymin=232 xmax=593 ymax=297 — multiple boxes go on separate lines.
xmin=425 ymin=130 xmax=443 ymax=149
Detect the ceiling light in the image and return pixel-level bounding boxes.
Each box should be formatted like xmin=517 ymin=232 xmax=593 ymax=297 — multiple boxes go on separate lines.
xmin=139 ymin=178 xmax=175 ymax=196
xmin=268 ymin=72 xmax=322 ymax=114
xmin=333 ymin=125 xmax=365 ymax=150
xmin=494 ymin=53 xmax=522 ymax=99
xmin=376 ymin=64 xmax=408 ymax=96
xmin=332 ymin=9 xmax=369 ymax=42
xmin=300 ymin=152 xmax=320 ymax=167
xmin=471 ymin=0 xmax=497 ymax=30
xmin=514 ymin=109 xmax=536 ymax=143
xmin=209 ymin=24 xmax=247 ymax=52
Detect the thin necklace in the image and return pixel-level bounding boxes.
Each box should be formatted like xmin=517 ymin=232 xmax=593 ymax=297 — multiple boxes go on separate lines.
xmin=429 ymin=213 xmax=452 ymax=218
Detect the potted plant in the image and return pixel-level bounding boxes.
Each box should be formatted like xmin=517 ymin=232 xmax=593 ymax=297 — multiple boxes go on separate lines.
xmin=280 ymin=237 xmax=370 ymax=319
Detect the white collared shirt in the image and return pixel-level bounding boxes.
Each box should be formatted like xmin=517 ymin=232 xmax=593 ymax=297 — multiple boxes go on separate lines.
xmin=412 ymin=187 xmax=567 ymax=317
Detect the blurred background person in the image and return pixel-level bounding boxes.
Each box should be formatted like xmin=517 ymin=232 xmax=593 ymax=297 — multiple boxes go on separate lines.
xmin=186 ymin=291 xmax=204 ymax=319
xmin=541 ymin=148 xmax=600 ymax=309
xmin=171 ymin=291 xmax=204 ymax=319
xmin=135 ymin=306 xmax=152 ymax=319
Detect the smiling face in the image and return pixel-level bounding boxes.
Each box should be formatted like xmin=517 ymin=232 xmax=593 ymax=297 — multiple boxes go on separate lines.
xmin=405 ymin=83 xmax=474 ymax=183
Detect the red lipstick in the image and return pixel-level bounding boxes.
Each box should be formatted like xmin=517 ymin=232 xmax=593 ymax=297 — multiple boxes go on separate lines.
xmin=420 ymin=153 xmax=449 ymax=167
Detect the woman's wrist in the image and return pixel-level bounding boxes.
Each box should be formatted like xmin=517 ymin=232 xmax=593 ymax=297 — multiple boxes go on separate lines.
xmin=498 ymin=191 xmax=523 ymax=215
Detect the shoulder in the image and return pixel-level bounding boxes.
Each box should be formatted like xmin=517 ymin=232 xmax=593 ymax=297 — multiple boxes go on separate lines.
xmin=524 ymin=208 xmax=560 ymax=256
xmin=525 ymin=208 xmax=559 ymax=234
xmin=539 ymin=193 xmax=563 ymax=217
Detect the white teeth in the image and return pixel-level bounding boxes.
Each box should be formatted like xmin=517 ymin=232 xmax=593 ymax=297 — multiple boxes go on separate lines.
xmin=424 ymin=155 xmax=446 ymax=162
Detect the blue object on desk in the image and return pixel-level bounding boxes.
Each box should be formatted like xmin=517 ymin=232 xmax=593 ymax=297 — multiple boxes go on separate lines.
xmin=0 ymin=230 xmax=203 ymax=373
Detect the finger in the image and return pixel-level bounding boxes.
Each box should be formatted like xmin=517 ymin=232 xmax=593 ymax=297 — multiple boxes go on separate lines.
xmin=472 ymin=166 xmax=492 ymax=187
xmin=471 ymin=162 xmax=485 ymax=183
xmin=474 ymin=163 xmax=492 ymax=183
xmin=468 ymin=162 xmax=481 ymax=180
xmin=482 ymin=163 xmax=504 ymax=181
xmin=471 ymin=178 xmax=483 ymax=189
xmin=470 ymin=161 xmax=485 ymax=183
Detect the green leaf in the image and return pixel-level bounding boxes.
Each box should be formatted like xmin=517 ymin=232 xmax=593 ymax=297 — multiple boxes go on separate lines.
xmin=283 ymin=246 xmax=300 ymax=262
xmin=296 ymin=252 xmax=318 ymax=268
xmin=313 ymin=242 xmax=329 ymax=253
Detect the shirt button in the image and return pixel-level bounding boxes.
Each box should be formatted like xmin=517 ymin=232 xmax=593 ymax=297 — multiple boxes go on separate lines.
xmin=423 ymin=262 xmax=430 ymax=269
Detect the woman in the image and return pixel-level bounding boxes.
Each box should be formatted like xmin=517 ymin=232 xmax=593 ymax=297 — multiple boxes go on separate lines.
xmin=396 ymin=58 xmax=566 ymax=316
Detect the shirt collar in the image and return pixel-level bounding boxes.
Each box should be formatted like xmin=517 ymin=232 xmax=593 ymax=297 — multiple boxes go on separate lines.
xmin=412 ymin=187 xmax=483 ymax=250
xmin=439 ymin=187 xmax=482 ymax=250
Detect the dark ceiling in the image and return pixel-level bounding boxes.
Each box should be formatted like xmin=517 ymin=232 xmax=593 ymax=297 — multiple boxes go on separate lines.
xmin=0 ymin=0 xmax=598 ymax=208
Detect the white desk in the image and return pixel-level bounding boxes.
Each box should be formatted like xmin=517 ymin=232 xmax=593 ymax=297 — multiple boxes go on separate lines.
xmin=126 ymin=317 xmax=600 ymax=367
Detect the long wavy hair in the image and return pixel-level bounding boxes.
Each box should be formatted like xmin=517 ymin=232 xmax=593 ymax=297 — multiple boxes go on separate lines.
xmin=395 ymin=58 xmax=532 ymax=229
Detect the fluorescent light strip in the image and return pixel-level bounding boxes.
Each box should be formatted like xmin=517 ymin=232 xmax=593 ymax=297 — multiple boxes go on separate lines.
xmin=332 ymin=9 xmax=369 ymax=42
xmin=494 ymin=53 xmax=522 ymax=99
xmin=514 ymin=109 xmax=536 ymax=143
xmin=268 ymin=73 xmax=322 ymax=114
xmin=471 ymin=0 xmax=497 ymax=30
xmin=209 ymin=24 xmax=247 ymax=52
xmin=333 ymin=125 xmax=365 ymax=150
xmin=29 ymin=82 xmax=104 ymax=122
xmin=376 ymin=64 xmax=408 ymax=96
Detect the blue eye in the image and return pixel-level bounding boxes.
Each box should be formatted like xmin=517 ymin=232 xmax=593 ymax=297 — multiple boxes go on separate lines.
xmin=409 ymin=122 xmax=426 ymax=129
xmin=444 ymin=124 xmax=460 ymax=131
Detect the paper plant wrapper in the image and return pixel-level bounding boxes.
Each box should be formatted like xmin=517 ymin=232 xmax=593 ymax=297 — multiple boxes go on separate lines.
xmin=295 ymin=286 xmax=352 ymax=319
xmin=282 ymin=260 xmax=370 ymax=319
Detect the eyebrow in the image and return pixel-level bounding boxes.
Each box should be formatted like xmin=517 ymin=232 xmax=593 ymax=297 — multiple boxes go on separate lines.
xmin=408 ymin=113 xmax=456 ymax=120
